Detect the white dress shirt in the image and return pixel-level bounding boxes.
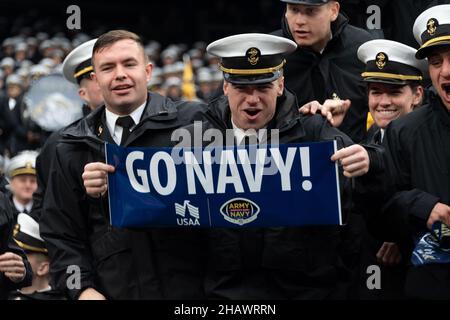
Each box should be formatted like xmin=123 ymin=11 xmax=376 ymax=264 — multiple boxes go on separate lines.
xmin=105 ymin=102 xmax=146 ymax=145
xmin=231 ymin=119 xmax=267 ymax=146
xmin=13 ymin=197 xmax=33 ymax=214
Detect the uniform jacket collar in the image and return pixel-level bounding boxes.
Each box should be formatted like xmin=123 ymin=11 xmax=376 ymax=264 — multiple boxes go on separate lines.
xmin=61 ymin=92 xmax=180 ymax=144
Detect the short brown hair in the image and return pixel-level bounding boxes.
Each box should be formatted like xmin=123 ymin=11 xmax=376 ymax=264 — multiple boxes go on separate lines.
xmin=92 ymin=30 xmax=145 ymax=67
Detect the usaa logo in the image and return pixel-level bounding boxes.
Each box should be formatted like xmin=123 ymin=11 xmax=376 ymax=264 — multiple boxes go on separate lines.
xmin=175 ymin=200 xmax=200 ymax=226
xmin=220 ymin=198 xmax=260 ymax=226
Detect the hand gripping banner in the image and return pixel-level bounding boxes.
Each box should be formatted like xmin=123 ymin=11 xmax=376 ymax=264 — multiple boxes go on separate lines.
xmin=106 ymin=141 xmax=343 ymax=228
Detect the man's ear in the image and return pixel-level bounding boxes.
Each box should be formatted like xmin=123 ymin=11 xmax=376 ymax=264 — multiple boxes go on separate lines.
xmin=37 ymin=261 xmax=50 ymax=277
xmin=277 ymin=77 xmax=285 ymax=96
xmin=412 ymin=85 xmax=424 ymax=108
xmin=78 ymin=87 xmax=87 ymax=101
xmin=145 ymin=62 xmax=153 ymax=82
xmin=329 ymin=1 xmax=340 ymax=22
xmin=223 ymin=81 xmax=229 ymax=95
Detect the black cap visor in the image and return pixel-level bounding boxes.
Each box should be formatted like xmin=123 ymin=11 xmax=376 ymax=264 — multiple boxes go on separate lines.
xmin=223 ymin=70 xmax=282 ymax=85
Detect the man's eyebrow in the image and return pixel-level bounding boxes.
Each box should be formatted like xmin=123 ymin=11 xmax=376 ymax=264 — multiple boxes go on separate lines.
xmin=98 ymin=61 xmax=115 ymax=69
xmin=122 ymin=57 xmax=138 ymax=63
xmin=258 ymin=83 xmax=274 ymax=88
xmin=97 ymin=57 xmax=138 ymax=68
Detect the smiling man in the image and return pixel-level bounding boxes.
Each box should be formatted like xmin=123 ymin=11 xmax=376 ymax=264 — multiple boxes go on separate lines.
xmin=379 ymin=4 xmax=450 ymax=299
xmin=91 ymin=36 xmax=151 ymax=117
xmin=40 ymin=30 xmax=207 ymax=300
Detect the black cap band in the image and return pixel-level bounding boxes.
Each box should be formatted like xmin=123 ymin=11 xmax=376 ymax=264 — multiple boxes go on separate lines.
xmin=420 ymin=22 xmax=450 ymax=44
xmin=14 ymin=230 xmax=47 ymax=253
xmin=363 ymin=60 xmax=423 ymax=81
xmin=220 ymin=53 xmax=285 ymax=72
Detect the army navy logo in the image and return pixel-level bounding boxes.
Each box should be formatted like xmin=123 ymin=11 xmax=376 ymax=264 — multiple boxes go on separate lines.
xmin=375 ymin=52 xmax=388 ymax=70
xmin=220 ymin=198 xmax=260 ymax=226
xmin=427 ymin=18 xmax=438 ymax=36
xmin=25 ymin=162 xmax=33 ymax=169
xmin=246 ymin=47 xmax=261 ymax=66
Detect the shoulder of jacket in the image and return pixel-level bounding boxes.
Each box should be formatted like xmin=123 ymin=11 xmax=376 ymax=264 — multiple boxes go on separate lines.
xmin=340 ymin=24 xmax=373 ymax=44
xmin=388 ymin=105 xmax=433 ymax=139
xmin=271 ymin=29 xmax=284 ymax=37
xmin=300 ymin=113 xmax=327 ymax=127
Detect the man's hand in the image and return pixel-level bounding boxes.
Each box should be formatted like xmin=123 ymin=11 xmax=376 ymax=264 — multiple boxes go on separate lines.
xmin=0 ymin=252 xmax=26 ymax=282
xmin=78 ymin=288 xmax=107 ymax=300
xmin=376 ymin=242 xmax=402 ymax=266
xmin=299 ymin=99 xmax=351 ymax=127
xmin=331 ymin=144 xmax=370 ymax=178
xmin=427 ymin=202 xmax=450 ymax=230
xmin=82 ymin=162 xmax=115 ymax=198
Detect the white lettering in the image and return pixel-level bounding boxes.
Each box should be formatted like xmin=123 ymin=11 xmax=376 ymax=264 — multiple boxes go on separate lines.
xmin=185 ymin=151 xmax=214 ymax=195
xmin=366 ymin=5 xmax=381 ymax=30
xmin=237 ymin=148 xmax=266 ymax=192
xmin=270 ymin=147 xmax=296 ymax=191
xmin=149 ymin=152 xmax=176 ymax=195
xmin=66 ymin=5 xmax=81 ymax=30
xmin=217 ymin=150 xmax=244 ymax=194
xmin=126 ymin=151 xmax=150 ymax=193
xmin=366 ymin=265 xmax=381 ymax=290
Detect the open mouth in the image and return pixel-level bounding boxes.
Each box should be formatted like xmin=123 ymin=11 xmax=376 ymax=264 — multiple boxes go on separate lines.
xmin=244 ymin=109 xmax=261 ymax=119
xmin=245 ymin=109 xmax=261 ymax=116
xmin=442 ymin=83 xmax=450 ymax=97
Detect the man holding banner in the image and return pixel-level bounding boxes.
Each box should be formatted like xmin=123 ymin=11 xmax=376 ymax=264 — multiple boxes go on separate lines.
xmin=157 ymin=33 xmax=372 ymax=299
xmin=40 ymin=30 xmax=208 ymax=300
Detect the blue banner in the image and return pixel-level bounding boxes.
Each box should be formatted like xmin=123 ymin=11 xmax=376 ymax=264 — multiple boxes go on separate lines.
xmin=106 ymin=141 xmax=342 ymax=228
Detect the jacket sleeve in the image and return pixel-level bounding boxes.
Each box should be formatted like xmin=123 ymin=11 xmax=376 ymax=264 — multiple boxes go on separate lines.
xmin=352 ymin=143 xmax=387 ymax=207
xmin=29 ymin=131 xmax=61 ymax=222
xmin=40 ymin=145 xmax=97 ymax=300
xmin=375 ymin=122 xmax=440 ymax=241
xmin=314 ymin=117 xmax=354 ymax=223
xmin=382 ymin=189 xmax=440 ymax=223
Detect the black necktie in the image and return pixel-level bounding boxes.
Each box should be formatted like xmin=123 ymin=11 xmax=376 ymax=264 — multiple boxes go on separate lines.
xmin=116 ymin=116 xmax=134 ymax=146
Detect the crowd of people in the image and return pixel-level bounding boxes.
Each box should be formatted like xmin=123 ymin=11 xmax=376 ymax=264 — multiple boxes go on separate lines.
xmin=1 ymin=0 xmax=450 ymax=300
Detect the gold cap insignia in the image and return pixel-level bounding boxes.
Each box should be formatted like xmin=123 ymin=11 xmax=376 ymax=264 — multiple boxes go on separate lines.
xmin=97 ymin=125 xmax=103 ymax=137
xmin=13 ymin=223 xmax=20 ymax=237
xmin=332 ymin=92 xmax=340 ymax=100
xmin=375 ymin=52 xmax=388 ymax=70
xmin=427 ymin=18 xmax=438 ymax=36
xmin=246 ymin=47 xmax=260 ymax=66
